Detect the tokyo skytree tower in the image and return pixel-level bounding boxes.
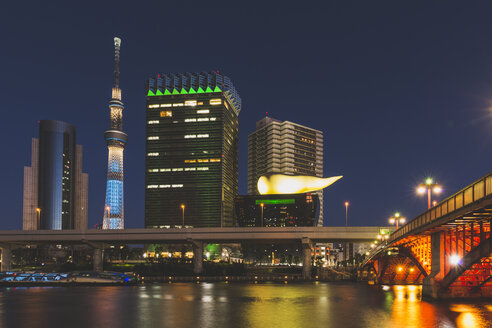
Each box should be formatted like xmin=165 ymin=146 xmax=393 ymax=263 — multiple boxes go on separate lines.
xmin=102 ymin=37 xmax=127 ymax=229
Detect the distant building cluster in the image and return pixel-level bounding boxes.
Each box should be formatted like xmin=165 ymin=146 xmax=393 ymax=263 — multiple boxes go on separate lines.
xmin=23 ymin=120 xmax=88 ymax=230
xmin=22 ymin=38 xmax=339 ymax=230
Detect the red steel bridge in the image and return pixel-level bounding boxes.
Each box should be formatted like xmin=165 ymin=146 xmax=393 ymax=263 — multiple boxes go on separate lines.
xmin=362 ymin=171 xmax=492 ymax=299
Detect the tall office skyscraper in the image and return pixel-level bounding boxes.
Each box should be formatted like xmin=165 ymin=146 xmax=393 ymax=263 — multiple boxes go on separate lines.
xmin=248 ymin=116 xmax=324 ymax=225
xmin=145 ymin=72 xmax=240 ymax=228
xmin=102 ymin=37 xmax=127 ymax=230
xmin=23 ymin=120 xmax=88 ymax=230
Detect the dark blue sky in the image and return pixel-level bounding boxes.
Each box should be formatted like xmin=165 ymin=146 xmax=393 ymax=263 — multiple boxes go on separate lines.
xmin=1 ymin=1 xmax=492 ymax=229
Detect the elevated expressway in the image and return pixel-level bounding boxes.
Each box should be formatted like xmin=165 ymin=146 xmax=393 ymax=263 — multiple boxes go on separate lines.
xmin=363 ymin=172 xmax=492 ymax=298
xmin=0 ymin=226 xmax=386 ymax=278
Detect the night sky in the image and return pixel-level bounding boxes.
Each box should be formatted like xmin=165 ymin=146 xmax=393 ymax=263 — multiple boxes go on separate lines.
xmin=1 ymin=1 xmax=492 ymax=230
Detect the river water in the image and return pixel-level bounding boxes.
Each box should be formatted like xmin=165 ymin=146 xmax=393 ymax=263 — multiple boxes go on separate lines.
xmin=0 ymin=283 xmax=490 ymax=328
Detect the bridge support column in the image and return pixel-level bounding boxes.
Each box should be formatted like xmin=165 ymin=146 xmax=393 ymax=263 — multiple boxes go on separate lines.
xmin=302 ymin=238 xmax=312 ymax=280
xmin=423 ymin=231 xmax=445 ymax=299
xmin=344 ymin=243 xmax=353 ymax=262
xmin=1 ymin=246 xmax=11 ymax=272
xmin=191 ymin=241 xmax=204 ymax=275
xmin=93 ymin=248 xmax=103 ymax=272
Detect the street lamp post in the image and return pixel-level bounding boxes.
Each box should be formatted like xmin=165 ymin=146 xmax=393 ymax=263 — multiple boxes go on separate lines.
xmin=389 ymin=212 xmax=406 ymax=230
xmin=417 ymin=178 xmax=442 ymax=209
xmin=260 ymin=203 xmax=264 ymax=227
xmin=180 ymin=204 xmax=185 ymax=228
xmin=36 ymin=208 xmax=41 ymax=229
xmin=344 ymin=202 xmax=349 ymax=227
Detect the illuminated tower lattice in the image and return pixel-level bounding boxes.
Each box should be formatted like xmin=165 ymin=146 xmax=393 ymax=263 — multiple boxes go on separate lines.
xmin=102 ymin=37 xmax=127 ymax=229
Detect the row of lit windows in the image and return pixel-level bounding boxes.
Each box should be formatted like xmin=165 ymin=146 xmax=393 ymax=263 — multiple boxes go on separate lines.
xmin=184 ymin=134 xmax=209 ymax=139
xmin=147 ymin=184 xmax=184 ymax=189
xmin=300 ymin=137 xmax=315 ymax=144
xmin=147 ymin=136 xmax=159 ymax=140
xmin=148 ymin=167 xmax=210 ymax=173
xmin=184 ymin=117 xmax=217 ymax=122
xmin=148 ymin=99 xmax=222 ymax=109
xmin=184 ymin=158 xmax=221 ymax=163
xmin=159 ymin=109 xmax=213 ymax=118
xmin=148 ymin=120 xmax=160 ymax=124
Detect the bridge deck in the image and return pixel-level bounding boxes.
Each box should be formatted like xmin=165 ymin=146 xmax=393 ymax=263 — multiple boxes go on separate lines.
xmin=390 ymin=172 xmax=492 ymax=244
xmin=0 ymin=227 xmax=388 ymax=245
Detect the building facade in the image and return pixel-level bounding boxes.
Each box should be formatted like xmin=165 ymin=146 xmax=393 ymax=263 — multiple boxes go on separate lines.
xmin=235 ymin=193 xmax=319 ymax=227
xmin=145 ymin=72 xmax=240 ymax=228
xmin=102 ymin=37 xmax=127 ymax=230
xmin=23 ymin=120 xmax=88 ymax=230
xmin=248 ymin=117 xmax=324 ymax=225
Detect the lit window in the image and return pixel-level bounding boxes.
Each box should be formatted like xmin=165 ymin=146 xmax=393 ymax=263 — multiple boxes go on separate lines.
xmin=184 ymin=135 xmax=196 ymax=139
xmin=197 ymin=118 xmax=209 ymax=122
xmin=148 ymin=169 xmax=159 ymax=172
xmin=147 ymin=136 xmax=159 ymax=140
xmin=172 ymin=184 xmax=183 ymax=188
xmin=160 ymin=111 xmax=172 ymax=117
xmin=147 ymin=152 xmax=159 ymax=156
xmin=197 ymin=102 xmax=204 ymax=105
xmin=210 ymin=158 xmax=221 ymax=162
xmin=148 ymin=120 xmax=160 ymax=124
xmin=159 ymin=185 xmax=171 ymax=188
xmin=224 ymin=101 xmax=229 ymax=110
xmin=172 ymin=103 xmax=184 ymax=107
xmin=197 ymin=134 xmax=209 ymax=138
xmin=210 ymin=99 xmax=222 ymax=105
xmin=185 ymin=100 xmax=197 ymax=106
xmin=148 ymin=104 xmax=160 ymax=109
xmin=185 ymin=167 xmax=196 ymax=171
xmin=147 ymin=185 xmax=158 ymax=189
xmin=160 ymin=104 xmax=172 ymax=108
xmin=185 ymin=118 xmax=197 ymax=122
xmin=172 ymin=168 xmax=183 ymax=172
xmin=184 ymin=159 xmax=196 ymax=163
xmin=197 ymin=110 xmax=209 ymax=114
xmin=197 ymin=167 xmax=209 ymax=171
xmin=197 ymin=159 xmax=209 ymax=163
xmin=160 ymin=168 xmax=171 ymax=172
xmin=210 ymin=117 xmax=217 ymax=121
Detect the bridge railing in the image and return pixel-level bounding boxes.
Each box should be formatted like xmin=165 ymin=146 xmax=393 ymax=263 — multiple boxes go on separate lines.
xmin=390 ymin=171 xmax=492 ymax=242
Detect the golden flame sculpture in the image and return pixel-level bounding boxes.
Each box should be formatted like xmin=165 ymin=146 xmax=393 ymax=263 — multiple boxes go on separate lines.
xmin=257 ymin=174 xmax=343 ymax=195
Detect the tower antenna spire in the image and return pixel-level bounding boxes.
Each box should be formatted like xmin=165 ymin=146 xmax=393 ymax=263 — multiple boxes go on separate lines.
xmin=114 ymin=37 xmax=121 ymax=88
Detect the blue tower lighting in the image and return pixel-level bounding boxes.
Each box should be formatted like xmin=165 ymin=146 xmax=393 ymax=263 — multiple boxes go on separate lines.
xmin=103 ymin=37 xmax=127 ymax=229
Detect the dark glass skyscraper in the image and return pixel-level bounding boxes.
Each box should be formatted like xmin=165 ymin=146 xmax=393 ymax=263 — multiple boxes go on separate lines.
xmin=145 ymin=72 xmax=240 ymax=228
xmin=23 ymin=120 xmax=88 ymax=230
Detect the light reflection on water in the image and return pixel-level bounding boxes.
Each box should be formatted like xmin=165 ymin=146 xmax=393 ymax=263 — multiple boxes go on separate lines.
xmin=0 ymin=283 xmax=490 ymax=328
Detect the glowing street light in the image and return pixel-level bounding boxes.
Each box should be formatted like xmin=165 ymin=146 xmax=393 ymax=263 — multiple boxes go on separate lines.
xmin=180 ymin=204 xmax=185 ymax=228
xmin=344 ymin=201 xmax=349 ymax=227
xmin=449 ymin=254 xmax=461 ymax=266
xmin=36 ymin=208 xmax=41 ymax=229
xmin=417 ymin=178 xmax=442 ymax=209
xmin=260 ymin=203 xmax=264 ymax=227
xmin=389 ymin=212 xmax=406 ymax=230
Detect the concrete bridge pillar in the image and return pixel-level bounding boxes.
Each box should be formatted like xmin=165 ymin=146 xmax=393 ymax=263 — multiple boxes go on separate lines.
xmin=93 ymin=248 xmax=103 ymax=272
xmin=344 ymin=243 xmax=354 ymax=262
xmin=1 ymin=246 xmax=11 ymax=272
xmin=191 ymin=241 xmax=204 ymax=275
xmin=302 ymin=237 xmax=312 ymax=280
xmin=422 ymin=231 xmax=445 ymax=299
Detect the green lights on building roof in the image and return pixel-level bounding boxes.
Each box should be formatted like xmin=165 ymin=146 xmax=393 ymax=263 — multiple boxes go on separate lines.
xmin=255 ymin=199 xmax=296 ymax=205
xmin=147 ymin=86 xmax=222 ymax=96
